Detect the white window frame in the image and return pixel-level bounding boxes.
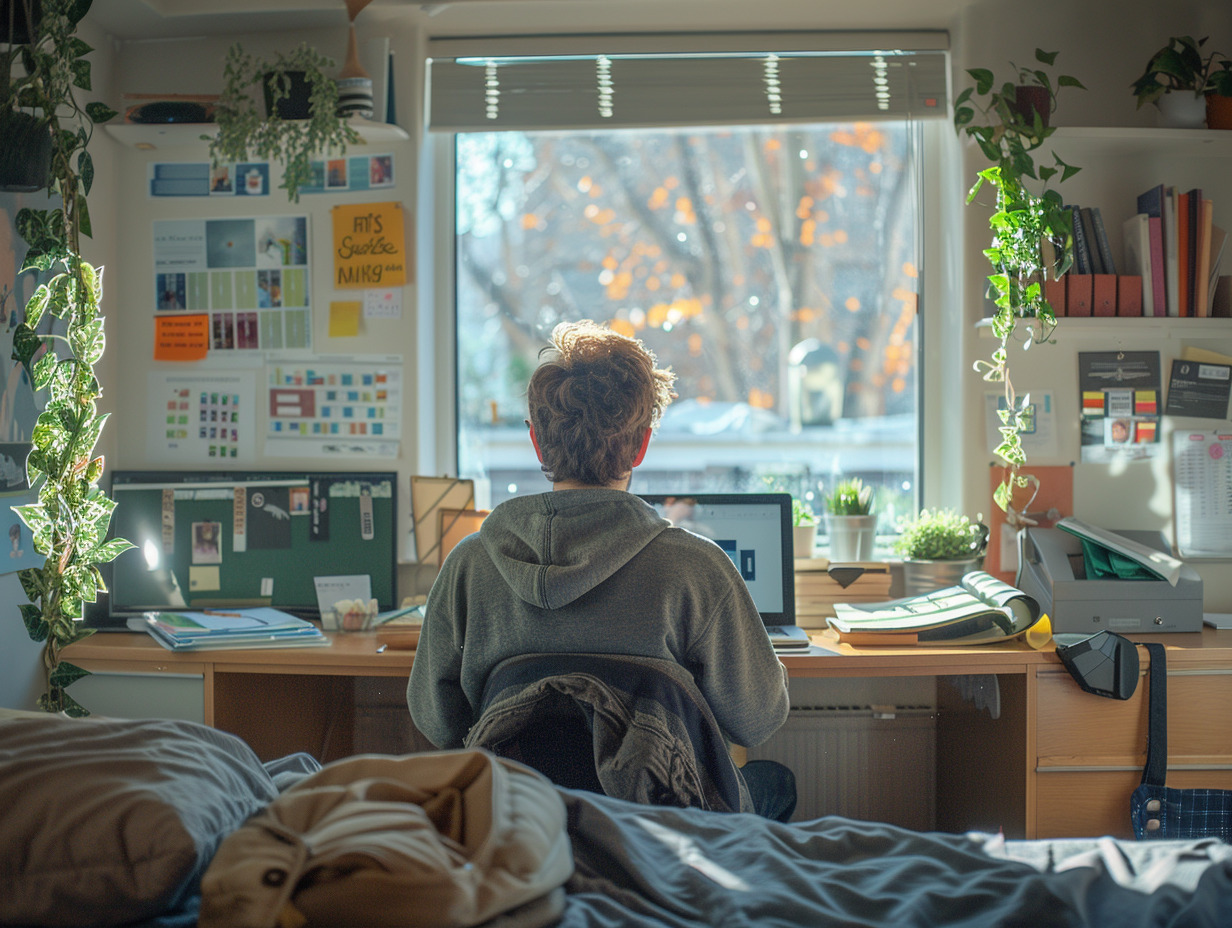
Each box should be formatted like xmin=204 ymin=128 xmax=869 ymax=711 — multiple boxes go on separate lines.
xmin=419 ymin=110 xmax=959 ymax=509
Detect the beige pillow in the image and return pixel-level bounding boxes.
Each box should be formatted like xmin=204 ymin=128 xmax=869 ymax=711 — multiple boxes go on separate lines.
xmin=0 ymin=713 xmax=278 ymax=927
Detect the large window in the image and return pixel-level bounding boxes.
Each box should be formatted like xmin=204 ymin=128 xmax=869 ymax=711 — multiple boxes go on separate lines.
xmin=454 ymin=120 xmax=922 ymax=525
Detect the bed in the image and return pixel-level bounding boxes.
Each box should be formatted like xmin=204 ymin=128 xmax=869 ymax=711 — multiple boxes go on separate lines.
xmin=3 ymin=708 xmax=1230 ymax=928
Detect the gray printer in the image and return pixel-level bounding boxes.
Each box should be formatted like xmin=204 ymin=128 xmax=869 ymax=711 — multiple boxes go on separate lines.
xmin=1016 ymin=525 xmax=1203 ymax=634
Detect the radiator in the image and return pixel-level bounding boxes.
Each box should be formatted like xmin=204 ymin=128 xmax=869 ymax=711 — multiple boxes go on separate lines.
xmin=745 ymin=706 xmax=936 ymax=829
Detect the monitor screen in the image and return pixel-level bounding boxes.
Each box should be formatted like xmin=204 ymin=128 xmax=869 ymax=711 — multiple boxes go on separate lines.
xmin=90 ymin=470 xmax=398 ymax=626
xmin=638 ymin=492 xmax=795 ymax=627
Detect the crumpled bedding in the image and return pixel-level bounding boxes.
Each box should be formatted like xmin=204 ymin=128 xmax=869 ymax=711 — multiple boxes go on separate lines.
xmin=554 ymin=790 xmax=1232 ymax=928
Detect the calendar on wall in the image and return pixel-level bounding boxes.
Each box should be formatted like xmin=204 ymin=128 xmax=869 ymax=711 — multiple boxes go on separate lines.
xmin=1173 ymin=430 xmax=1232 ymax=558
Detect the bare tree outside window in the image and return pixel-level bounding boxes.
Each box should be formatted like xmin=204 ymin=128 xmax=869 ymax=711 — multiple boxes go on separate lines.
xmin=455 ymin=121 xmax=920 ymax=526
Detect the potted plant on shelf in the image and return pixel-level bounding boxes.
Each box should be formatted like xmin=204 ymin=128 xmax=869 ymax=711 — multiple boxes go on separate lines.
xmin=893 ymin=508 xmax=989 ymax=596
xmin=1131 ymin=36 xmax=1232 ymax=129
xmin=1 ymin=0 xmax=134 ymax=715
xmin=824 ymin=478 xmax=876 ymax=562
xmin=209 ymin=42 xmax=362 ymax=202
xmin=953 ymin=49 xmax=1084 ymax=513
xmin=791 ymin=497 xmax=818 ymax=558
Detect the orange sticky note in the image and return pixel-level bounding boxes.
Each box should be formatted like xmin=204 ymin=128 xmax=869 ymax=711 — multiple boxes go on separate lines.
xmin=154 ymin=314 xmax=209 ymax=361
xmin=329 ymin=301 xmax=362 ymax=337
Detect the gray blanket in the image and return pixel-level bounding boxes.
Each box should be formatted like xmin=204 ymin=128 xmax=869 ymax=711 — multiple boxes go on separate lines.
xmin=556 ymin=791 xmax=1232 ymax=928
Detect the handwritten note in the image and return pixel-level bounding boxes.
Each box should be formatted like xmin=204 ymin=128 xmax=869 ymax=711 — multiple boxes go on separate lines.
xmin=332 ymin=202 xmax=407 ymax=289
xmin=154 ymin=314 xmax=209 ymax=361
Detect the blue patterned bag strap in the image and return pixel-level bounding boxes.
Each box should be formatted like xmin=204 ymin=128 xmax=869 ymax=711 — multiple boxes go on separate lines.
xmin=1140 ymin=641 xmax=1167 ymax=789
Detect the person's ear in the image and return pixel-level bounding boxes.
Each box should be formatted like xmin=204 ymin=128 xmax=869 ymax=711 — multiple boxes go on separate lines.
xmin=631 ymin=427 xmax=652 ymax=467
xmin=527 ymin=423 xmax=544 ymax=462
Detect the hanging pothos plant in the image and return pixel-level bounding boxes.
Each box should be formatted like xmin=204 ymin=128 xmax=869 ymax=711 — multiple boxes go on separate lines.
xmin=953 ymin=48 xmax=1085 ymax=512
xmin=3 ymin=0 xmax=133 ymax=715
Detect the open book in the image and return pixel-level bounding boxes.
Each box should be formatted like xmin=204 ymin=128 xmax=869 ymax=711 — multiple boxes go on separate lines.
xmin=828 ymin=570 xmax=1042 ymax=646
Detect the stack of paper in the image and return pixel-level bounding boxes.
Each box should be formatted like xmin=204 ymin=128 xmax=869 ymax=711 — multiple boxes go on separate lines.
xmin=141 ymin=607 xmax=330 ymax=651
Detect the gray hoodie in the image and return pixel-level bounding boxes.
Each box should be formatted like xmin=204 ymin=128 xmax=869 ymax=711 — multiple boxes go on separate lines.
xmin=407 ymin=488 xmax=790 ymax=751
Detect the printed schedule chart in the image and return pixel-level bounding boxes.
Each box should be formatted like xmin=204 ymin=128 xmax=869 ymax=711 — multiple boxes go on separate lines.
xmin=1173 ymin=431 xmax=1232 ymax=558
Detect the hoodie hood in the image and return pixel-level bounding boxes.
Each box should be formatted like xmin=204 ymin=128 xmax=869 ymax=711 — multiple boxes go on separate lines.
xmin=480 ymin=489 xmax=670 ymax=610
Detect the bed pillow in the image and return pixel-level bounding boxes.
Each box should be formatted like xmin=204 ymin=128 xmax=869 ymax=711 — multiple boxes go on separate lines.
xmin=0 ymin=711 xmax=279 ymax=927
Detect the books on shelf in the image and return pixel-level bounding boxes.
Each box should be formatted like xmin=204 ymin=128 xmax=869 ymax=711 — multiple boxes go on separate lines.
xmin=141 ymin=607 xmax=330 ymax=651
xmin=827 ymin=570 xmax=1042 ymax=646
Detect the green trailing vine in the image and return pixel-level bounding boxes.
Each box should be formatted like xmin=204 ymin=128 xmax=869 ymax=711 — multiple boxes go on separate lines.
xmin=4 ymin=0 xmax=133 ymax=715
xmin=953 ymin=49 xmax=1085 ymax=512
xmin=209 ymin=42 xmax=362 ymax=202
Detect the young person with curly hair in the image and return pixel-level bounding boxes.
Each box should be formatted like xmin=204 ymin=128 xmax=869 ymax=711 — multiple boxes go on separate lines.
xmin=408 ymin=320 xmax=795 ymax=820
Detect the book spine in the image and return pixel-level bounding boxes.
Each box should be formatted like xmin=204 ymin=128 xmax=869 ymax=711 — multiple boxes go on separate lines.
xmin=1120 ymin=214 xmax=1151 ymax=316
xmin=1148 ymin=216 xmax=1167 ymax=317
xmin=1079 ymin=207 xmax=1103 ymax=274
xmin=1091 ymin=207 xmax=1116 ymax=275
xmin=1195 ymin=197 xmax=1213 ymax=317
xmin=1177 ymin=188 xmax=1190 ymax=316
xmin=1069 ymin=206 xmax=1091 ymax=275
xmin=1164 ymin=188 xmax=1179 ymax=316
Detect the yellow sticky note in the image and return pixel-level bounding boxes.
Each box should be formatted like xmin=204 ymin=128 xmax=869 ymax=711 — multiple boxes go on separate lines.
xmin=329 ymin=301 xmax=362 ymax=337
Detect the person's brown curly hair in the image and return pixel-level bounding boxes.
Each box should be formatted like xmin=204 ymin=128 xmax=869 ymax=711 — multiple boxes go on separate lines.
xmin=527 ymin=320 xmax=676 ymax=486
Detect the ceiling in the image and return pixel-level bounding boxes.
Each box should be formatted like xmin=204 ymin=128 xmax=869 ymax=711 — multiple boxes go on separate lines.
xmin=86 ymin=0 xmax=972 ymax=40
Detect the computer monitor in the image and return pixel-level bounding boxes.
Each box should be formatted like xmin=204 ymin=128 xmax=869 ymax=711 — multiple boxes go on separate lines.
xmin=90 ymin=470 xmax=398 ymax=626
xmin=638 ymin=492 xmax=796 ymax=629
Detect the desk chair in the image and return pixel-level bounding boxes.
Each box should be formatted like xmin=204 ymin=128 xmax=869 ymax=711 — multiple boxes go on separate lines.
xmin=464 ymin=652 xmax=754 ymax=814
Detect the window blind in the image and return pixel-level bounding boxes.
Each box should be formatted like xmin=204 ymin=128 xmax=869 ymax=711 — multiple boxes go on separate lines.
xmin=426 ymin=31 xmax=949 ymax=132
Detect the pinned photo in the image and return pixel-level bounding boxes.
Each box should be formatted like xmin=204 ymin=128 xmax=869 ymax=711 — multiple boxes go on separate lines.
xmin=192 ymin=520 xmax=223 ymax=563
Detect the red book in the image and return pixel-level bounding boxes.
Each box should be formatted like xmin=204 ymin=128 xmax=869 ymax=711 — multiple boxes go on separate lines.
xmin=1117 ymin=275 xmax=1143 ymax=316
xmin=1092 ymin=274 xmax=1117 ymax=316
xmin=1066 ymin=274 xmax=1093 ymax=317
xmin=1177 ymin=192 xmax=1190 ymax=316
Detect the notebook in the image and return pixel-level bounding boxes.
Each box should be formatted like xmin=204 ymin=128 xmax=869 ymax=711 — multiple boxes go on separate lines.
xmin=639 ymin=492 xmax=810 ymax=651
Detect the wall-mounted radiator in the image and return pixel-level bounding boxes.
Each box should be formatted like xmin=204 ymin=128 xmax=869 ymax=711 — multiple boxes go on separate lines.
xmin=746 ymin=705 xmax=936 ymax=829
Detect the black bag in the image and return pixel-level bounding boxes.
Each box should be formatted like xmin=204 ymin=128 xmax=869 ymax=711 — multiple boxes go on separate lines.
xmin=1130 ymin=642 xmax=1232 ymax=841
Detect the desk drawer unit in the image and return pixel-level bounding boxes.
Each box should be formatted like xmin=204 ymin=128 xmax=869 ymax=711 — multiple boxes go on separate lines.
xmin=1033 ymin=665 xmax=1232 ymax=838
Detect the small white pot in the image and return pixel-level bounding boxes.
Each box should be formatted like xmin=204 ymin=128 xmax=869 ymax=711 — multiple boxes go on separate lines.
xmin=793 ymin=523 xmax=818 ymax=558
xmin=825 ymin=514 xmax=877 ymax=562
xmin=1156 ymin=92 xmax=1208 ymax=129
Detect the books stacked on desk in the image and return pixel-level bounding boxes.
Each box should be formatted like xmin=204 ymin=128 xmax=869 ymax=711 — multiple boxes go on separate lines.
xmin=140 ymin=608 xmax=330 ymax=652
xmin=827 ymin=570 xmax=1043 ymax=646
xmin=793 ymin=558 xmax=892 ymax=629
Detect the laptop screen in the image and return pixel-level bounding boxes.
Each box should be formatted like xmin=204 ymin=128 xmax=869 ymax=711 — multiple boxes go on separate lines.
xmin=639 ymin=493 xmax=796 ymax=628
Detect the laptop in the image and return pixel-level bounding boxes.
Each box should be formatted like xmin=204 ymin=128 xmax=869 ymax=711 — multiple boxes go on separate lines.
xmin=639 ymin=492 xmax=811 ymax=651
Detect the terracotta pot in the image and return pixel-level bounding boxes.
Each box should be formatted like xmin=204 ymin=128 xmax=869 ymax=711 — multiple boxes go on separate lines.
xmin=1206 ymin=94 xmax=1232 ymax=130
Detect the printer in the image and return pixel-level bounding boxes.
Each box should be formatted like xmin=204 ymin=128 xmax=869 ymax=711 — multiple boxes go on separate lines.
xmin=1016 ymin=524 xmax=1203 ymax=634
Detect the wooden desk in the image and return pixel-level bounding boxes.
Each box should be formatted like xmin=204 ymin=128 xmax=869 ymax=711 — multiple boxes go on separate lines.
xmin=67 ymin=628 xmax=1232 ymax=840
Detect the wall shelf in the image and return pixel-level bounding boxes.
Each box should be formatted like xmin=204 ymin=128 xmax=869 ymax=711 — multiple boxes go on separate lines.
xmin=1049 ymin=126 xmax=1232 ymax=159
xmin=105 ymin=117 xmax=409 ymax=150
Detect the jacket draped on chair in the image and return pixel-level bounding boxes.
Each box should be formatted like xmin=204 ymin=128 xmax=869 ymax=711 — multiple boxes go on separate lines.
xmin=463 ymin=652 xmax=754 ymax=814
